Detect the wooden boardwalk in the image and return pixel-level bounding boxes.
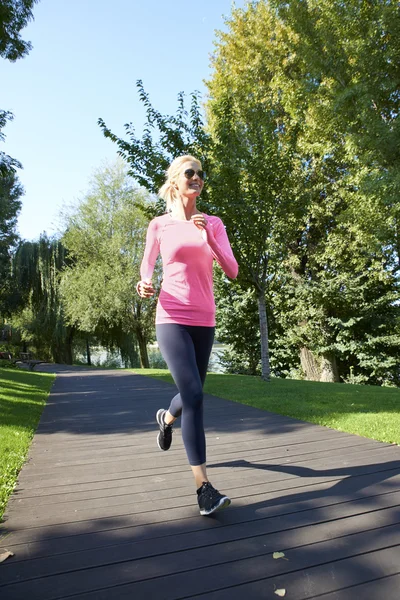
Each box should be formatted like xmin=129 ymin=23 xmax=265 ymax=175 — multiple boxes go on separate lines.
xmin=1 ymin=365 xmax=400 ymax=599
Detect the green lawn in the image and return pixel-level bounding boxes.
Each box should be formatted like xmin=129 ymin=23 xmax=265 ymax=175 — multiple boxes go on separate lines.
xmin=134 ymin=369 xmax=400 ymax=445
xmin=0 ymin=367 xmax=55 ymax=521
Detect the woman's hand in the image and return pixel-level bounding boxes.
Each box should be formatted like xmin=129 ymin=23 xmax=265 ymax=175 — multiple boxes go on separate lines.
xmin=191 ymin=213 xmax=208 ymax=230
xmin=136 ymin=280 xmax=155 ymax=298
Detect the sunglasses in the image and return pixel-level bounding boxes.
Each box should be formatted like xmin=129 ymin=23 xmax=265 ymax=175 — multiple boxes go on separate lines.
xmin=184 ymin=168 xmax=206 ymax=181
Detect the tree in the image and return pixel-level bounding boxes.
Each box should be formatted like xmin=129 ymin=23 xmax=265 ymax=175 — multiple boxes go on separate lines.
xmin=0 ymin=117 xmax=24 ymax=330
xmin=266 ymin=0 xmax=400 ymax=383
xmin=0 ymin=0 xmax=39 ymax=61
xmin=205 ymin=3 xmax=305 ymax=380
xmin=0 ymin=165 xmax=22 ymax=317
xmin=206 ymin=0 xmax=400 ymax=384
xmin=60 ymin=159 xmax=157 ymax=368
xmin=214 ymin=271 xmax=261 ymax=375
xmin=11 ymin=234 xmax=74 ymax=363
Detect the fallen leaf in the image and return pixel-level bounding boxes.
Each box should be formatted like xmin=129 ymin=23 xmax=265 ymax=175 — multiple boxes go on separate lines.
xmin=273 ymin=552 xmax=285 ymax=559
xmin=0 ymin=550 xmax=14 ymax=563
xmin=274 ymin=589 xmax=286 ymax=597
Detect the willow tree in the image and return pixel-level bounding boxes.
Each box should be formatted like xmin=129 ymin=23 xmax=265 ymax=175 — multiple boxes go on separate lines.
xmin=60 ymin=159 xmax=157 ymax=368
xmin=11 ymin=234 xmax=74 ymax=363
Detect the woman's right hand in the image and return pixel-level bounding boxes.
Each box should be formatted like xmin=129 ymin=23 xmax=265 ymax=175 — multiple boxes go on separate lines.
xmin=136 ymin=280 xmax=155 ymax=298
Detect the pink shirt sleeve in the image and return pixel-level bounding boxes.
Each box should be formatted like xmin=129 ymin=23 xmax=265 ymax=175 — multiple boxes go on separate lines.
xmin=140 ymin=218 xmax=160 ymax=281
xmin=206 ymin=216 xmax=238 ymax=279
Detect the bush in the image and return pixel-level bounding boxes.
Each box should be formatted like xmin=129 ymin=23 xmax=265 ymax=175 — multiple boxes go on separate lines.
xmin=0 ymin=359 xmax=17 ymax=369
xmin=217 ymin=348 xmax=261 ymax=376
xmin=148 ymin=349 xmax=167 ymax=369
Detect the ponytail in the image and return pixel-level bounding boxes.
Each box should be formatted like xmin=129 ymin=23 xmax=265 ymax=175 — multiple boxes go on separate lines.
xmin=158 ymin=154 xmax=202 ymax=212
xmin=158 ymin=181 xmax=180 ymax=211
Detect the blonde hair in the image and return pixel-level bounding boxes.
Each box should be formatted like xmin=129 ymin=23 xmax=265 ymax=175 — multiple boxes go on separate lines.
xmin=158 ymin=155 xmax=202 ymax=211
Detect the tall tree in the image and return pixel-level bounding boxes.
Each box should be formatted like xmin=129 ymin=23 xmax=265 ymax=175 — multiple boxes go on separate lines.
xmin=60 ymin=159 xmax=157 ymax=368
xmin=0 ymin=112 xmax=23 ymax=317
xmin=267 ymin=0 xmax=400 ymax=383
xmin=205 ymin=3 xmax=305 ymax=380
xmin=0 ymin=170 xmax=22 ymax=315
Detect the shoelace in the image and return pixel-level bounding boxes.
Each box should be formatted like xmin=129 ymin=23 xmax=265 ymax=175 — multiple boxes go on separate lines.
xmin=202 ymin=483 xmax=219 ymax=499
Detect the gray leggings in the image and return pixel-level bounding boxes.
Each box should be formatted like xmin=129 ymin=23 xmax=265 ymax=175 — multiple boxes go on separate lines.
xmin=156 ymin=324 xmax=215 ymax=466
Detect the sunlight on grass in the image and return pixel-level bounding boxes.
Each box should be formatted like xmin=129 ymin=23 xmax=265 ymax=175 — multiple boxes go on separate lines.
xmin=0 ymin=368 xmax=55 ymax=521
xmin=133 ymin=369 xmax=400 ymax=445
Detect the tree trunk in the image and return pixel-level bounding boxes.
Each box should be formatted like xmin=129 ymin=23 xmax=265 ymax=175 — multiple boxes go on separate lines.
xmin=136 ymin=329 xmax=149 ymax=368
xmin=257 ymin=290 xmax=270 ymax=381
xmin=300 ymin=347 xmax=340 ymax=382
xmin=300 ymin=347 xmax=320 ymax=381
xmin=86 ymin=338 xmax=91 ymax=366
xmin=53 ymin=329 xmax=74 ymax=364
xmin=320 ymin=353 xmax=340 ymax=383
xmin=64 ymin=328 xmax=74 ymax=365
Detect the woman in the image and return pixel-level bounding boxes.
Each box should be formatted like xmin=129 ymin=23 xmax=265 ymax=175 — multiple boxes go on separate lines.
xmin=136 ymin=155 xmax=238 ymax=515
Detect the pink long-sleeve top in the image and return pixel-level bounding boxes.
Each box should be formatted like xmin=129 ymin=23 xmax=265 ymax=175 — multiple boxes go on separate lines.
xmin=140 ymin=213 xmax=238 ymax=326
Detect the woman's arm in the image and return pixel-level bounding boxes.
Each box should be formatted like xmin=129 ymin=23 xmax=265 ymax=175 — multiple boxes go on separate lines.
xmin=205 ymin=217 xmax=238 ymax=279
xmin=137 ymin=219 xmax=160 ymax=296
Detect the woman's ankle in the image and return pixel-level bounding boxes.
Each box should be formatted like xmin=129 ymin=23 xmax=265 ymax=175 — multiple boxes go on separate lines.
xmin=164 ymin=410 xmax=175 ymax=425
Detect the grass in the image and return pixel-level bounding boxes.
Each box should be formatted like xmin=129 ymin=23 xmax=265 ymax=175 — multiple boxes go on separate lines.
xmin=0 ymin=367 xmax=55 ymax=522
xmin=134 ymin=369 xmax=400 ymax=445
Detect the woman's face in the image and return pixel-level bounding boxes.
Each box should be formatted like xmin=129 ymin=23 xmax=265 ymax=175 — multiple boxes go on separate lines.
xmin=175 ymin=161 xmax=204 ymax=199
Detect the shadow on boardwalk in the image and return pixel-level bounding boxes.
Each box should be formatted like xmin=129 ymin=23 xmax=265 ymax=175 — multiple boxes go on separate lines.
xmin=1 ymin=365 xmax=399 ymax=599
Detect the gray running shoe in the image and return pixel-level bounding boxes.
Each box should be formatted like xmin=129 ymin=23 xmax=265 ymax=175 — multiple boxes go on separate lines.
xmin=156 ymin=408 xmax=173 ymax=451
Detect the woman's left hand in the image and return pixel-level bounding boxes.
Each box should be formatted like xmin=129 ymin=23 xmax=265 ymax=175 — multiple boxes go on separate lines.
xmin=191 ymin=214 xmax=208 ymax=229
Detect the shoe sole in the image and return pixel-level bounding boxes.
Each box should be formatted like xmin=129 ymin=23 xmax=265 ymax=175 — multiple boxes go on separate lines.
xmin=200 ymin=496 xmax=231 ymax=516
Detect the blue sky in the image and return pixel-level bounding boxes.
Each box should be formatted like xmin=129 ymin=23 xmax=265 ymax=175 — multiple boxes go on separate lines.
xmin=1 ymin=0 xmax=244 ymax=241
